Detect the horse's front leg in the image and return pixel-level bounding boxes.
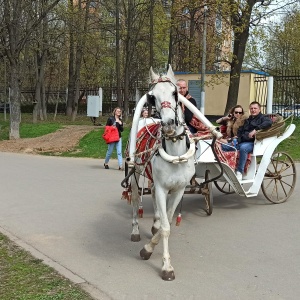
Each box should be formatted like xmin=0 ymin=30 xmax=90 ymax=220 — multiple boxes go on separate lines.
xmin=158 ymin=189 xmax=185 ymax=281
xmin=151 ymin=185 xmax=161 ymax=235
xmin=167 ymin=189 xmax=185 ymax=224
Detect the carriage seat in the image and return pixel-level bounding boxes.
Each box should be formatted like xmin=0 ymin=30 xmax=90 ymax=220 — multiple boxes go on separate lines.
xmin=253 ymin=114 xmax=286 ymax=156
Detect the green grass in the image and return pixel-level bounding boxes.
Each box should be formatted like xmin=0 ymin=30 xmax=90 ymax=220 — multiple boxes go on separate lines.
xmin=60 ymin=127 xmax=131 ymax=159
xmin=0 ymin=233 xmax=93 ymax=300
xmin=0 ymin=113 xmax=109 ymax=141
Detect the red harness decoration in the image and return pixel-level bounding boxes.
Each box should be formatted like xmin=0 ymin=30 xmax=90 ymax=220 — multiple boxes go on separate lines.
xmin=124 ymin=123 xmax=160 ymax=182
xmin=161 ymin=101 xmax=172 ymax=109
xmin=136 ymin=123 xmax=160 ymax=181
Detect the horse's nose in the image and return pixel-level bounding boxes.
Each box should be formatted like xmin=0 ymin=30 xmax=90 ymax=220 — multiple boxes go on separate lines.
xmin=161 ymin=119 xmax=175 ymax=127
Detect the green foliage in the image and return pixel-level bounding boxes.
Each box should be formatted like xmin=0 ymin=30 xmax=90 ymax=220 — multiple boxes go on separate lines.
xmin=245 ymin=8 xmax=300 ymax=71
xmin=0 ymin=233 xmax=93 ymax=300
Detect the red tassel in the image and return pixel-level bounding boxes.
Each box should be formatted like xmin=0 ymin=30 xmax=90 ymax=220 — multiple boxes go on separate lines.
xmin=176 ymin=213 xmax=182 ymax=226
xmin=138 ymin=206 xmax=144 ymax=218
xmin=121 ymin=188 xmax=128 ymax=199
xmin=128 ymin=191 xmax=132 ymax=204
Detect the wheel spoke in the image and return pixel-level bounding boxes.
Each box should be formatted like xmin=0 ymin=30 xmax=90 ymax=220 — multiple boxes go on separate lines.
xmin=261 ymin=151 xmax=296 ymax=203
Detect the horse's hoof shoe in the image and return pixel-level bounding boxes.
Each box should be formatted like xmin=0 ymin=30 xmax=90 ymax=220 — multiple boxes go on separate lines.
xmin=162 ymin=270 xmax=175 ymax=281
xmin=140 ymin=247 xmax=152 ymax=260
xmin=131 ymin=234 xmax=141 ymax=242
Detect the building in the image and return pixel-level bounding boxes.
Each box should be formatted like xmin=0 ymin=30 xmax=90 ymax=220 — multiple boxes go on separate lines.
xmin=175 ymin=70 xmax=269 ymax=117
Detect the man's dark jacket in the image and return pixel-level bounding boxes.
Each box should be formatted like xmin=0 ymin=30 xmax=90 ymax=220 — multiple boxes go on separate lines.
xmin=237 ymin=112 xmax=272 ymax=143
xmin=183 ymin=92 xmax=197 ymax=128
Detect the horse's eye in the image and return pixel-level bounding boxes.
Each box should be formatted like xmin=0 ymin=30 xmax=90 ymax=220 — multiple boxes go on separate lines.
xmin=172 ymin=91 xmax=177 ymax=96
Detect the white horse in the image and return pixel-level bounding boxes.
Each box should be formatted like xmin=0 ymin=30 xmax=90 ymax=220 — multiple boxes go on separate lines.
xmin=125 ymin=65 xmax=221 ymax=281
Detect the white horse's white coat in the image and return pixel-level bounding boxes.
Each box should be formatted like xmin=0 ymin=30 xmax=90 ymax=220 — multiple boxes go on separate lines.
xmin=128 ymin=65 xmax=220 ymax=280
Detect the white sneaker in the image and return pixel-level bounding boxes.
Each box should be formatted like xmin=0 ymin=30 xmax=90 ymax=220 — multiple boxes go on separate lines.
xmin=236 ymin=171 xmax=243 ymax=181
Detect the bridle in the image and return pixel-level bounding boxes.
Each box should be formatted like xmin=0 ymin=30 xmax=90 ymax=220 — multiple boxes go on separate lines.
xmin=147 ymin=76 xmax=190 ymax=153
xmin=148 ymin=76 xmax=182 ymax=131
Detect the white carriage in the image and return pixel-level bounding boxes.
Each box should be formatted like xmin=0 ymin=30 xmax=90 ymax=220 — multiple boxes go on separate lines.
xmin=125 ymin=115 xmax=297 ymax=216
xmin=191 ymin=122 xmax=296 ymax=215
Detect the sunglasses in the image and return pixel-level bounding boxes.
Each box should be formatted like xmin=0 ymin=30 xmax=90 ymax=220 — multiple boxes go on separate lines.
xmin=234 ymin=111 xmax=243 ymax=114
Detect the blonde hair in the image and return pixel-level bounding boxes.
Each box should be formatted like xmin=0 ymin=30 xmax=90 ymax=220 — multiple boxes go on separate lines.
xmin=112 ymin=107 xmax=122 ymax=116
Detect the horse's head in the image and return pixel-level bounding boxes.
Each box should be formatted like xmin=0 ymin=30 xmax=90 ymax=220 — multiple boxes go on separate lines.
xmin=148 ymin=65 xmax=182 ymax=137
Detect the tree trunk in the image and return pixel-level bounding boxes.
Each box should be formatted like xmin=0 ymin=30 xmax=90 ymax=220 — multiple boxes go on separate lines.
xmin=9 ymin=64 xmax=21 ymax=139
xmin=66 ymin=0 xmax=75 ymax=116
xmin=225 ymin=0 xmax=255 ymax=114
xmin=149 ymin=0 xmax=154 ymax=68
xmin=116 ymin=0 xmax=122 ymax=108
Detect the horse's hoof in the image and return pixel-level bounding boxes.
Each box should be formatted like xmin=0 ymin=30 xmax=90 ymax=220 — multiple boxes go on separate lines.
xmin=151 ymin=226 xmax=159 ymax=236
xmin=140 ymin=247 xmax=152 ymax=260
xmin=162 ymin=270 xmax=175 ymax=281
xmin=131 ymin=234 xmax=141 ymax=242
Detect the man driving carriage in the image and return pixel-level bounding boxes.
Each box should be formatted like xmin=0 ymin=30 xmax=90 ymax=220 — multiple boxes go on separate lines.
xmin=176 ymin=79 xmax=198 ymax=134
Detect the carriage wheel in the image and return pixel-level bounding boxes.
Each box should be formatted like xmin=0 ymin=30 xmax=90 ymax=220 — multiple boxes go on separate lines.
xmin=214 ymin=181 xmax=235 ymax=194
xmin=203 ymin=170 xmax=213 ymax=215
xmin=261 ymin=151 xmax=296 ymax=203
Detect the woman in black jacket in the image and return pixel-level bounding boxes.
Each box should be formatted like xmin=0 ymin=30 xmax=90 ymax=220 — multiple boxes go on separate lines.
xmin=104 ymin=107 xmax=124 ymax=170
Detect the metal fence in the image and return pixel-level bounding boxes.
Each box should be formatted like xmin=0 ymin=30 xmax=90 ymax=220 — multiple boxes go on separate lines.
xmin=0 ymin=86 xmax=149 ymax=115
xmin=254 ymin=70 xmax=300 ymax=117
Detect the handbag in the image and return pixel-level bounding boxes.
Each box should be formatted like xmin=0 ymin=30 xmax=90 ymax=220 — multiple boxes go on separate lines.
xmin=102 ymin=125 xmax=120 ymax=144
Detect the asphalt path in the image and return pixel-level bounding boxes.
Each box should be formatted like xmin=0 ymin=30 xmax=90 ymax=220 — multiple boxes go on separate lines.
xmin=0 ymin=152 xmax=299 ymax=300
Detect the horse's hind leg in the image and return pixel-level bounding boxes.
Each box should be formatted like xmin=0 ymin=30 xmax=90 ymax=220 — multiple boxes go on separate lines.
xmin=130 ymin=174 xmax=141 ymax=242
xmin=140 ymin=187 xmax=166 ymax=260
xmin=140 ymin=229 xmax=161 ymax=260
xmin=131 ymin=204 xmax=140 ymax=242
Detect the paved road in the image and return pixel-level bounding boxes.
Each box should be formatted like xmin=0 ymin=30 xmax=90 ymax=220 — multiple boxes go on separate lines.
xmin=0 ymin=152 xmax=299 ymax=300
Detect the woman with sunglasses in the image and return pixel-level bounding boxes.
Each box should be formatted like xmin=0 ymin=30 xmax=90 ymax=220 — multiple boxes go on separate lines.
xmin=217 ymin=105 xmax=247 ymax=139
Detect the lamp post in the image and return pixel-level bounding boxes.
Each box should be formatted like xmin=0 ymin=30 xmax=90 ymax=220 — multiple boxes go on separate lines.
xmin=200 ymin=5 xmax=208 ymax=114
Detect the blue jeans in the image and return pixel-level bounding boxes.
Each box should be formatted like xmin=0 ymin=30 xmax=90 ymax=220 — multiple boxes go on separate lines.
xmin=105 ymin=138 xmax=123 ymax=167
xmin=236 ymin=142 xmax=254 ymax=173
xmin=221 ymin=143 xmax=236 ymax=151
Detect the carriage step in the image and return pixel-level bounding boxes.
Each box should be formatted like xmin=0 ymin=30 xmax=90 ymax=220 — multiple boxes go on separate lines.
xmin=245 ymin=192 xmax=258 ymax=197
xmin=240 ymin=179 xmax=254 ymax=184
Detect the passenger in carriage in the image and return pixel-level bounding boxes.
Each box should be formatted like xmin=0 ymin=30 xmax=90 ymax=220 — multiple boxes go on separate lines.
xmin=176 ymin=79 xmax=198 ymax=134
xmin=218 ymin=105 xmax=247 ymax=150
xmin=216 ymin=105 xmax=247 ymax=139
xmin=141 ymin=108 xmax=148 ymax=118
xmin=234 ymin=101 xmax=272 ymax=181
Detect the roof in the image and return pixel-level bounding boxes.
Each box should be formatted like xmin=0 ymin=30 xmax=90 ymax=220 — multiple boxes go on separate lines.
xmin=174 ymin=69 xmax=269 ymax=76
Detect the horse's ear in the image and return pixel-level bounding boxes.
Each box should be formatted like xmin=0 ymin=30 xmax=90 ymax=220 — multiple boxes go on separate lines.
xmin=149 ymin=67 xmax=159 ymax=83
xmin=166 ymin=65 xmax=176 ymax=85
